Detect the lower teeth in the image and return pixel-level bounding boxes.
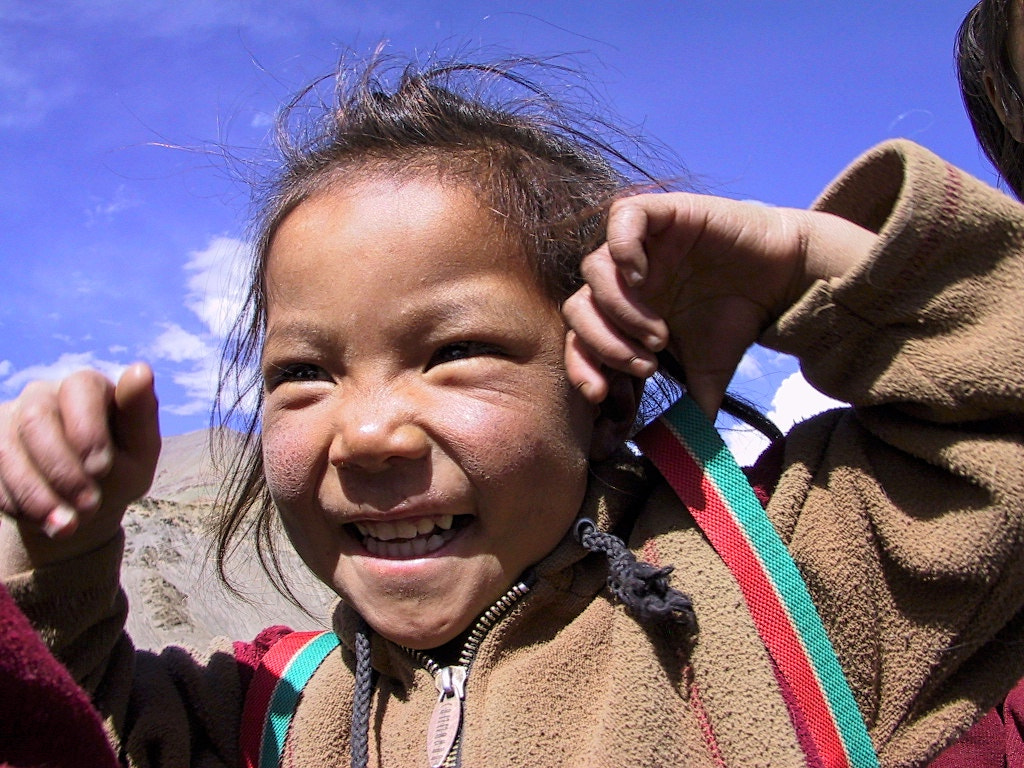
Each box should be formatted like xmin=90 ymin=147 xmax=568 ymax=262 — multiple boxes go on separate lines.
xmin=365 ymin=531 xmax=448 ymax=558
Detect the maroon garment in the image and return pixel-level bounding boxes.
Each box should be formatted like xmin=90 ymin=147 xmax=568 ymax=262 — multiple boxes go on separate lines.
xmin=232 ymin=623 xmax=294 ymax=692
xmin=927 ymin=679 xmax=1024 ymax=767
xmin=0 ymin=581 xmax=118 ymax=768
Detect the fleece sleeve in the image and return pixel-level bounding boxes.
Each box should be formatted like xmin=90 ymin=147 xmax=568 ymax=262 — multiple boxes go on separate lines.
xmin=760 ymin=139 xmax=1024 ymax=767
xmin=3 ymin=532 xmax=244 ymax=768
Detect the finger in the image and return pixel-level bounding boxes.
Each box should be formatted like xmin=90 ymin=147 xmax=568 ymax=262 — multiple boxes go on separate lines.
xmin=603 ymin=199 xmax=653 ymax=286
xmin=57 ymin=370 xmax=118 ymax=478
xmin=6 ymin=382 xmax=104 ymax=522
xmin=563 ymin=285 xmax=659 ymax=379
xmin=604 ymin=194 xmax=703 ymax=286
xmin=681 ymin=370 xmax=731 ymax=422
xmin=0 ymin=485 xmax=80 ymax=540
xmin=666 ymin=330 xmax=748 ymax=422
xmin=0 ymin=447 xmax=59 ymax=527
xmin=0 ymin=428 xmax=81 ymax=538
xmin=565 ymin=330 xmax=609 ymax=404
xmin=578 ymin=250 xmax=669 ymax=352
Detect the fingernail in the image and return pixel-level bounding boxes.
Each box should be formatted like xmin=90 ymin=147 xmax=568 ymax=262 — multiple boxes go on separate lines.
xmin=83 ymin=447 xmax=113 ymax=476
xmin=43 ymin=505 xmax=78 ymax=539
xmin=624 ymin=269 xmax=644 ymax=287
xmin=644 ymin=334 xmax=666 ymax=351
xmin=629 ymin=357 xmax=657 ymax=377
xmin=78 ymin=486 xmax=102 ymax=512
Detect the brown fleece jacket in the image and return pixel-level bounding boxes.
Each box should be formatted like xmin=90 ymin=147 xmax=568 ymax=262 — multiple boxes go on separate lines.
xmin=5 ymin=139 xmax=1024 ymax=768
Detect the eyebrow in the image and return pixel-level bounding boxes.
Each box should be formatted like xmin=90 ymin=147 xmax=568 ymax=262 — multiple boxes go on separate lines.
xmin=263 ymin=321 xmax=329 ymax=345
xmin=265 ymin=285 xmax=543 ymax=343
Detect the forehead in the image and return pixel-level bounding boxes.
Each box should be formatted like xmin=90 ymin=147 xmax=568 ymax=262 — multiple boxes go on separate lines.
xmin=263 ymin=175 xmax=548 ymax=318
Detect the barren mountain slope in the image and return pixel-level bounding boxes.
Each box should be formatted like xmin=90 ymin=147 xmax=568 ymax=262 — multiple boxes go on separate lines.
xmin=123 ymin=430 xmax=333 ymax=650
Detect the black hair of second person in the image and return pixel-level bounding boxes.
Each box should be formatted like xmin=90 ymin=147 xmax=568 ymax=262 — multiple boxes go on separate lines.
xmin=957 ymin=0 xmax=1024 ymax=199
xmin=208 ymin=51 xmax=751 ymax=603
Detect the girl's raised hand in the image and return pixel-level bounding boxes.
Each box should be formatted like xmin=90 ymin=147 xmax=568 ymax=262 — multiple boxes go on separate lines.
xmin=0 ymin=363 xmax=160 ymax=570
xmin=563 ymin=193 xmax=877 ymax=418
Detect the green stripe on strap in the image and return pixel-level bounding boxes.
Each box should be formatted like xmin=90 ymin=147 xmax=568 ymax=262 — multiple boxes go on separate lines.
xmin=260 ymin=631 xmax=341 ymax=767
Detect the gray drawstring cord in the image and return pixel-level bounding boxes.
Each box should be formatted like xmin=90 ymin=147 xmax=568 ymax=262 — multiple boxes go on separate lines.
xmin=574 ymin=517 xmax=696 ymax=632
xmin=351 ymin=615 xmax=373 ymax=768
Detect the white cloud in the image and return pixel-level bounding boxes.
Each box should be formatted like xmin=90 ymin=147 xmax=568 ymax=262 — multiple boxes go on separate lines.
xmin=250 ymin=111 xmax=273 ymax=128
xmin=0 ymin=360 xmax=11 ymax=377
xmin=0 ymin=59 xmax=73 ymax=129
xmin=720 ymin=369 xmax=845 ymax=467
xmin=767 ymin=371 xmax=844 ymax=433
xmin=184 ymin=236 xmax=249 ymax=339
xmin=164 ymin=366 xmax=219 ymax=416
xmin=1 ymin=352 xmax=126 ymax=394
xmin=1 ymin=0 xmax=408 ymax=44
xmin=86 ymin=184 xmax=140 ymax=224
xmin=148 ymin=235 xmax=257 ymax=420
xmin=150 ymin=323 xmax=213 ymax=363
xmin=163 ymin=362 xmax=259 ymax=419
xmin=735 ymin=350 xmax=763 ymax=380
xmin=721 ymin=425 xmax=771 ymax=468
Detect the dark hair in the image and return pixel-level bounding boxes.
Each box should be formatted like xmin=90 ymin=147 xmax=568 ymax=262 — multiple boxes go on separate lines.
xmin=210 ymin=52 xmax=687 ymax=600
xmin=956 ymin=0 xmax=1024 ymax=199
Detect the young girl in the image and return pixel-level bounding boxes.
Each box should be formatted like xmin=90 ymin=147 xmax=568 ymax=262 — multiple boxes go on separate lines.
xmin=957 ymin=0 xmax=1024 ymax=198
xmin=2 ymin=55 xmax=1024 ymax=768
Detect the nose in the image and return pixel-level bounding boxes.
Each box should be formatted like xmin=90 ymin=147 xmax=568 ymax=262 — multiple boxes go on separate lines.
xmin=328 ymin=390 xmax=430 ymax=472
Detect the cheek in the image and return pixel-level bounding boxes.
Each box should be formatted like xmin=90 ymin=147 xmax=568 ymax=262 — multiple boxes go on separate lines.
xmin=262 ymin=424 xmax=321 ymax=501
xmin=453 ymin=384 xmax=592 ymax=490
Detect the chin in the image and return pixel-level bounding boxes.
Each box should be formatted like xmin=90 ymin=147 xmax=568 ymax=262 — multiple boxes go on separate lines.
xmin=334 ymin=555 xmax=506 ymax=648
xmin=365 ymin=607 xmax=470 ymax=650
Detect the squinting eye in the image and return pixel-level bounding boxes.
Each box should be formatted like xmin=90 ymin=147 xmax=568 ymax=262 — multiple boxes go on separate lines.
xmin=427 ymin=341 xmax=503 ymax=369
xmin=264 ymin=363 xmax=329 ymax=388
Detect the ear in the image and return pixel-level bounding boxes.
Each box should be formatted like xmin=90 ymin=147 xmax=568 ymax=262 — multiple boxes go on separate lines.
xmin=589 ymin=371 xmax=644 ymax=462
xmin=985 ymin=69 xmax=1024 ymax=142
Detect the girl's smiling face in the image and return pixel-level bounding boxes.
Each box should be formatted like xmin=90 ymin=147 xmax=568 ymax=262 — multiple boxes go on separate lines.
xmin=260 ymin=175 xmax=597 ymax=649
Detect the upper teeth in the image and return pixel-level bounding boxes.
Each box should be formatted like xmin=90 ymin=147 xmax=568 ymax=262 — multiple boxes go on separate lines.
xmin=355 ymin=514 xmax=454 ymax=541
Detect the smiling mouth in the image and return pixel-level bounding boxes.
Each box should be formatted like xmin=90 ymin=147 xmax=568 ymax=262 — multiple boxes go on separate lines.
xmin=349 ymin=514 xmax=470 ymax=558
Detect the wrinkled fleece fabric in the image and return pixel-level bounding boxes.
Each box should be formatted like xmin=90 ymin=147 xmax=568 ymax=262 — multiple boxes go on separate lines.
xmin=5 ymin=139 xmax=1024 ymax=768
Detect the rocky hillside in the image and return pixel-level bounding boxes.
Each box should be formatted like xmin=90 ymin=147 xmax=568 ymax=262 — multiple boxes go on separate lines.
xmin=122 ymin=430 xmax=333 ymax=650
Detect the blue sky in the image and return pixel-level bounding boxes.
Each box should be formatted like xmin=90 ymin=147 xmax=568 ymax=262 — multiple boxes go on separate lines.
xmin=0 ymin=2 xmax=992 ymax=459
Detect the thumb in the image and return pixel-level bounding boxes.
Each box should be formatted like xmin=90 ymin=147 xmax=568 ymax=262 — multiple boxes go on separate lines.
xmin=112 ymin=363 xmax=161 ymax=467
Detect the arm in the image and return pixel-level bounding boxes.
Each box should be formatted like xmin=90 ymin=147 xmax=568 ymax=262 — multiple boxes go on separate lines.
xmin=0 ymin=366 xmax=257 ymax=766
xmin=0 ymin=366 xmax=154 ymax=749
xmin=0 ymin=364 xmax=160 ymax=686
xmin=0 ymin=367 xmax=252 ymax=766
xmin=564 ymin=139 xmax=1024 ymax=764
xmin=764 ymin=140 xmax=1024 ymax=764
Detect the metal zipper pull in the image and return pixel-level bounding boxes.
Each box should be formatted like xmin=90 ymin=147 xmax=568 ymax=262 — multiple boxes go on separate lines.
xmin=426 ymin=665 xmax=467 ymax=768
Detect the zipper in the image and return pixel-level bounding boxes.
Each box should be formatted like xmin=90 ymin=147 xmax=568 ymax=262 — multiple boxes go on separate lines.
xmin=407 ymin=579 xmax=531 ymax=768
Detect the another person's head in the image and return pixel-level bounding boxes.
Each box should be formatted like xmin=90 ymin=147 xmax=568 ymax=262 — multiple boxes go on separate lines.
xmin=957 ymin=0 xmax=1024 ymax=198
xmin=212 ymin=54 xmax=672 ymax=647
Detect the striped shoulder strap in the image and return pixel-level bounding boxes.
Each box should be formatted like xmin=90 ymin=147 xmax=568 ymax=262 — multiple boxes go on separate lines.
xmin=634 ymin=396 xmax=879 ymax=768
xmin=240 ymin=630 xmax=341 ymax=768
